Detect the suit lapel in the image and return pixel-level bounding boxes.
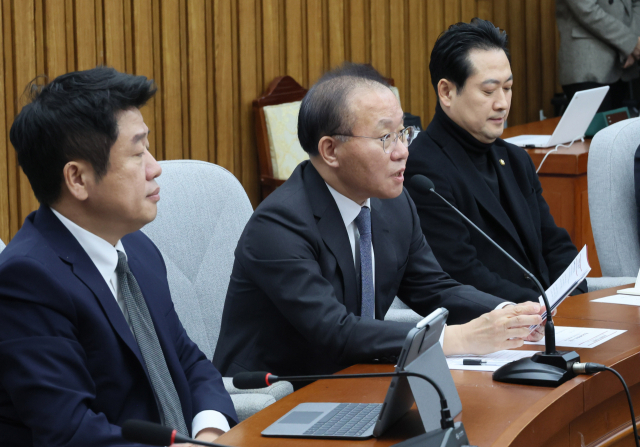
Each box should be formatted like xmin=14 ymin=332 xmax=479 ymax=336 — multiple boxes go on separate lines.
xmin=490 ymin=146 xmax=544 ymax=275
xmin=304 ymin=163 xmax=360 ymax=314
xmin=428 ymin=126 xmax=529 ymax=261
xmin=621 ymin=0 xmax=631 ymax=15
xmin=33 ymin=206 xmax=145 ymax=369
xmin=370 ymin=198 xmax=395 ymax=319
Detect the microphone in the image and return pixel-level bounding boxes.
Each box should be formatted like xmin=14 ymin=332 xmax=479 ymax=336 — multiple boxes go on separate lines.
xmin=121 ymin=419 xmax=229 ymax=447
xmin=410 ymin=174 xmax=580 ymax=387
xmin=233 ymin=371 xmax=474 ymax=447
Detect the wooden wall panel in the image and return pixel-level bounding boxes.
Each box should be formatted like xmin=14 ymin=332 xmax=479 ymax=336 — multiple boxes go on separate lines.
xmin=0 ymin=0 xmax=564 ymax=241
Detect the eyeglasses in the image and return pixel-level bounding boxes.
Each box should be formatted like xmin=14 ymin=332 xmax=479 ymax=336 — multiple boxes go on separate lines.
xmin=333 ymin=126 xmax=419 ymax=154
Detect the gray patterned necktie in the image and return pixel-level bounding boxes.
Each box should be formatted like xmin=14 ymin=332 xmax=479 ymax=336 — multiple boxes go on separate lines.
xmin=354 ymin=207 xmax=375 ymax=318
xmin=116 ymin=251 xmax=189 ymax=436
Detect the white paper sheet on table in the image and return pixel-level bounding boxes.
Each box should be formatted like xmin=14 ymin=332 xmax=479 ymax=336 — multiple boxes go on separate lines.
xmin=446 ymin=350 xmax=540 ymax=372
xmin=592 ymin=295 xmax=640 ymax=306
xmin=529 ymin=245 xmax=591 ymax=333
xmin=524 ymin=326 xmax=625 ymax=348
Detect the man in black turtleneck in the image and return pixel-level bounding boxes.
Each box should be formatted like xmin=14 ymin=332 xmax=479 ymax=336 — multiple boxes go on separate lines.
xmin=405 ymin=18 xmax=587 ymax=303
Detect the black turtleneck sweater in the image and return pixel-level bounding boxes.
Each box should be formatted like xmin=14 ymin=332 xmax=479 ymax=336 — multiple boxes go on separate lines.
xmin=433 ymin=104 xmax=501 ymax=202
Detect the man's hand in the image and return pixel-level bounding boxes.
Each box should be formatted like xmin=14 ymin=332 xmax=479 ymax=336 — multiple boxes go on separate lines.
xmin=632 ymin=36 xmax=640 ymax=61
xmin=624 ymin=53 xmax=636 ymax=69
xmin=442 ymin=302 xmax=543 ymax=356
xmin=174 ymin=427 xmax=225 ymax=446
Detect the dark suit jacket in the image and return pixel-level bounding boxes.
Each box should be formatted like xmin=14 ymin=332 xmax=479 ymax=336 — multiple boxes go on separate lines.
xmin=404 ymin=118 xmax=588 ymax=304
xmin=0 ymin=206 xmax=237 ymax=447
xmin=213 ymin=160 xmax=505 ymax=378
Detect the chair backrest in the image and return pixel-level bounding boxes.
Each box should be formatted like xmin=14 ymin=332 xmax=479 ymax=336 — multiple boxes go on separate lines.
xmin=588 ymin=117 xmax=640 ymax=277
xmin=253 ymin=76 xmax=308 ymax=200
xmin=141 ymin=160 xmax=253 ymax=360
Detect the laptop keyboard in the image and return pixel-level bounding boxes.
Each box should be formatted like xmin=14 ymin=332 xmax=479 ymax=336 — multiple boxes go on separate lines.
xmin=303 ymin=403 xmax=382 ymax=437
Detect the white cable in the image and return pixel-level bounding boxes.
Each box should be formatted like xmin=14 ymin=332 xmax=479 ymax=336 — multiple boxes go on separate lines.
xmin=535 ymin=137 xmax=583 ymax=174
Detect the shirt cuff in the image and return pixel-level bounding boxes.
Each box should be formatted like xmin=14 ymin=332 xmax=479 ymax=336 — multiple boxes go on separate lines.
xmin=438 ymin=324 xmax=446 ymax=349
xmin=495 ymin=301 xmax=515 ymax=310
xmin=192 ymin=410 xmax=230 ymax=438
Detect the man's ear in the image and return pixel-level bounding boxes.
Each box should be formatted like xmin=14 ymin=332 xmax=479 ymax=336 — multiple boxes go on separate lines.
xmin=62 ymin=160 xmax=93 ymax=201
xmin=437 ymin=79 xmax=456 ymax=108
xmin=317 ymin=136 xmax=341 ymax=168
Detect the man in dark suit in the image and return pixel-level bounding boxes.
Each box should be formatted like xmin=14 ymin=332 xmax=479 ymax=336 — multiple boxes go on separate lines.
xmin=405 ymin=19 xmax=588 ymax=304
xmin=214 ymin=63 xmax=544 ymax=379
xmin=0 ymin=67 xmax=236 ymax=446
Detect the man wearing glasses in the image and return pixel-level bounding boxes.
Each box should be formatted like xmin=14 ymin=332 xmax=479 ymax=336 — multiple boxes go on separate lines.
xmin=214 ymin=63 xmax=544 ymax=380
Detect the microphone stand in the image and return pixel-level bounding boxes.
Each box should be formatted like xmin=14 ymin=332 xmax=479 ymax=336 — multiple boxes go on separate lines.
xmin=237 ymin=371 xmax=474 ymax=447
xmin=422 ymin=183 xmax=579 ymax=387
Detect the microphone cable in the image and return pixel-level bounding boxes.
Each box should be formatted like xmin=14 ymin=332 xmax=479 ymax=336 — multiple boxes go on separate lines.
xmin=535 ymin=137 xmax=583 ymax=174
xmin=571 ymin=362 xmax=639 ymax=447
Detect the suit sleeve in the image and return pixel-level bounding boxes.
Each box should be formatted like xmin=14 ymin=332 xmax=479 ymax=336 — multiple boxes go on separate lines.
xmin=564 ymin=0 xmax=638 ymax=56
xmin=406 ymin=159 xmax=542 ymax=304
xmin=395 ymin=189 xmax=508 ymax=323
xmin=524 ymin=155 xmax=588 ymax=295
xmin=145 ymin=240 xmax=238 ymax=429
xmin=165 ymin=302 xmax=237 ymax=427
xmin=0 ymin=257 xmax=146 ymax=447
xmin=237 ymin=207 xmax=416 ymax=366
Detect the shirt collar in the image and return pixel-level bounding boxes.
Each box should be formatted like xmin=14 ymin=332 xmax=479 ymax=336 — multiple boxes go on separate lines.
xmin=50 ymin=207 xmax=126 ymax=286
xmin=325 ymin=183 xmax=371 ymax=227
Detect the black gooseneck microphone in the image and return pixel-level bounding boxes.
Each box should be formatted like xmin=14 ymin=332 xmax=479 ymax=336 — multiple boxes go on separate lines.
xmin=121 ymin=419 xmax=230 ymax=447
xmin=409 ymin=174 xmax=579 ymax=387
xmin=233 ymin=371 xmax=475 ymax=447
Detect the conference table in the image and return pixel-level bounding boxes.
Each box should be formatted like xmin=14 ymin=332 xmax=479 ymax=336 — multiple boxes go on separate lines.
xmin=501 ymin=118 xmax=600 ymax=277
xmin=218 ymin=285 xmax=640 ymax=447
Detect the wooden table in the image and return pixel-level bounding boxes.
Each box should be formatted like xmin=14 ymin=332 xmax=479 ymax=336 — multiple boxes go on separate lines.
xmin=218 ymin=285 xmax=640 ymax=447
xmin=501 ymin=118 xmax=601 ymax=276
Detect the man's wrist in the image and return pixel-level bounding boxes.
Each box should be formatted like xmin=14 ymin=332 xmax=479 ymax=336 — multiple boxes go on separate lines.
xmin=442 ymin=325 xmax=466 ymax=356
xmin=195 ymin=427 xmax=224 ymax=442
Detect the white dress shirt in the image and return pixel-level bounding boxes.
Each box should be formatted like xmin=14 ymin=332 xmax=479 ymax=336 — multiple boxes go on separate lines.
xmin=51 ymin=208 xmax=229 ymax=437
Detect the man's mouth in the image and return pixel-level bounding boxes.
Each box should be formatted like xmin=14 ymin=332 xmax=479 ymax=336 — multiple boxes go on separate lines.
xmin=393 ymin=168 xmax=405 ymax=179
xmin=147 ymin=187 xmax=160 ymax=198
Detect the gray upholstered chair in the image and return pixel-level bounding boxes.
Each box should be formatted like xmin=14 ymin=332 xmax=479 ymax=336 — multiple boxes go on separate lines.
xmin=384 ymin=297 xmax=422 ymax=324
xmin=141 ymin=160 xmax=292 ymax=421
xmin=586 ymin=117 xmax=640 ymax=290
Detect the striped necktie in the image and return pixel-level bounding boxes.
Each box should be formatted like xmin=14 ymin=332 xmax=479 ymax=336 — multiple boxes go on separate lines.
xmin=116 ymin=251 xmax=189 ymax=436
xmin=354 ymin=207 xmax=375 ymax=318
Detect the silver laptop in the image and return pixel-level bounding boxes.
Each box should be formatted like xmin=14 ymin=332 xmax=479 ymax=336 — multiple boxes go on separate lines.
xmin=261 ymin=308 xmax=462 ymax=439
xmin=504 ymin=86 xmax=609 ymax=148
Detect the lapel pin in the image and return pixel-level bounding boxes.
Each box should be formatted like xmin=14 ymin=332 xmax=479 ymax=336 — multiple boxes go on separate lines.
xmin=499 ymin=159 xmax=505 ymax=166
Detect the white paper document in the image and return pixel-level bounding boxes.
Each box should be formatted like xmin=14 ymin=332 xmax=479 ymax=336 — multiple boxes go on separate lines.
xmin=524 ymin=326 xmax=625 ymax=349
xmin=446 ymin=350 xmax=539 ymax=372
xmin=592 ymin=295 xmax=640 ymax=306
xmin=529 ymin=245 xmax=591 ymax=333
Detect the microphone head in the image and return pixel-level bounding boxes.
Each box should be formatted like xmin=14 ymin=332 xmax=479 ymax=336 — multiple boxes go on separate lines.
xmin=121 ymin=419 xmax=174 ymax=446
xmin=232 ymin=371 xmax=273 ymax=389
xmin=410 ymin=175 xmax=435 ymax=196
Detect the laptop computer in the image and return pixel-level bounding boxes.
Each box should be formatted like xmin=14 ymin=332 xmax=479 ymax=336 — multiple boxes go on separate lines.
xmin=261 ymin=307 xmax=462 ymax=439
xmin=504 ymin=86 xmax=609 ymax=148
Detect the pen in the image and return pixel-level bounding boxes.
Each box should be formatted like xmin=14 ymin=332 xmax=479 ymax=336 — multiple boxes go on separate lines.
xmin=462 ymin=359 xmax=487 ymax=366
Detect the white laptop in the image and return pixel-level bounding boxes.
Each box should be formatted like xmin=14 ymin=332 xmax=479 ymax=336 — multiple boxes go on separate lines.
xmin=504 ymin=86 xmax=609 ymax=148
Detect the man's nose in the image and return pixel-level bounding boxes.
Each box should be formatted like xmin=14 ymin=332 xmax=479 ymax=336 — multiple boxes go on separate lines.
xmin=146 ymin=151 xmax=162 ymax=179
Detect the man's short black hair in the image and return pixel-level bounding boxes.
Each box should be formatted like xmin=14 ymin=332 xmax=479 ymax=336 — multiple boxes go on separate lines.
xmin=10 ymin=66 xmax=157 ymax=206
xmin=429 ymin=18 xmax=509 ymax=95
xmin=298 ymin=62 xmax=390 ymax=156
